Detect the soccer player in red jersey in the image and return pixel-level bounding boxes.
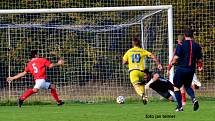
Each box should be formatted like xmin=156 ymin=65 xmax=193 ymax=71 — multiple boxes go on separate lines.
xmin=7 ymin=50 xmax=64 ymax=107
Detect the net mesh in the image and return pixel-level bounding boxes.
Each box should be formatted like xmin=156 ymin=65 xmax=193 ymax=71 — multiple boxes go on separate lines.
xmin=0 ymin=9 xmax=169 ymax=102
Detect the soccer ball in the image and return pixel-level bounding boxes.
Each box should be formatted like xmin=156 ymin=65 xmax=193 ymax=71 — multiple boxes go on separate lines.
xmin=116 ymin=96 xmax=125 ymax=104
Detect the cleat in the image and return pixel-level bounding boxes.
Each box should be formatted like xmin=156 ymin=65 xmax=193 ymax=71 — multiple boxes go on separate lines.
xmin=142 ymin=95 xmax=148 ymax=105
xmin=175 ymin=107 xmax=183 ymax=112
xmin=17 ymin=99 xmax=24 ymax=108
xmin=57 ymin=100 xmax=65 ymax=106
xmin=193 ymin=99 xmax=199 ymax=111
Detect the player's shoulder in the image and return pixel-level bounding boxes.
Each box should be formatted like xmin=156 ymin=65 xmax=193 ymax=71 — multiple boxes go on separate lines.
xmin=126 ymin=47 xmax=141 ymax=52
xmin=142 ymin=48 xmax=150 ymax=52
xmin=25 ymin=61 xmax=31 ymax=67
xmin=33 ymin=58 xmax=48 ymax=64
xmin=127 ymin=48 xmax=133 ymax=52
xmin=181 ymin=40 xmax=188 ymax=45
xmin=38 ymin=57 xmax=48 ymax=61
xmin=181 ymin=40 xmax=191 ymax=48
xmin=177 ymin=41 xmax=182 ymax=46
xmin=191 ymin=40 xmax=202 ymax=50
xmin=25 ymin=59 xmax=35 ymax=68
xmin=158 ymin=77 xmax=168 ymax=82
xmin=193 ymin=40 xmax=201 ymax=47
xmin=176 ymin=43 xmax=183 ymax=49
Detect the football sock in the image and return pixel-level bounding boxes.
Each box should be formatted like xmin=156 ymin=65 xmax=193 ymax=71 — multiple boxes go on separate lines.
xmin=51 ymin=88 xmax=60 ymax=103
xmin=181 ymin=92 xmax=186 ymax=103
xmin=186 ymin=87 xmax=195 ymax=101
xmin=174 ymin=91 xmax=182 ymax=108
xmin=169 ymin=90 xmax=176 ymax=101
xmin=20 ymin=89 xmax=35 ymax=101
xmin=134 ymin=84 xmax=144 ymax=97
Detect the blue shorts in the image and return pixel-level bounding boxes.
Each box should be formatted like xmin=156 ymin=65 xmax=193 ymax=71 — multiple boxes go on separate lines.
xmin=173 ymin=67 xmax=194 ymax=88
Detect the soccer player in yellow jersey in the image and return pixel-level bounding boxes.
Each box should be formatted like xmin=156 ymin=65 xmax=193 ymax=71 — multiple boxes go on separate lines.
xmin=123 ymin=37 xmax=162 ymax=104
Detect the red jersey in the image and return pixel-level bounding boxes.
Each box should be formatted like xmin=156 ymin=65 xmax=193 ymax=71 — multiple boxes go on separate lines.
xmin=24 ymin=58 xmax=51 ymax=81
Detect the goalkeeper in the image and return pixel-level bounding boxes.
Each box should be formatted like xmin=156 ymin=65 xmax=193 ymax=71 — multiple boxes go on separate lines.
xmin=144 ymin=69 xmax=176 ymax=102
xmin=122 ymin=37 xmax=162 ymax=104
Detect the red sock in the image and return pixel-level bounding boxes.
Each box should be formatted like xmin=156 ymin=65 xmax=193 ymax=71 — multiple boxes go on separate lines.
xmin=51 ymin=88 xmax=60 ymax=103
xmin=181 ymin=92 xmax=186 ymax=102
xmin=20 ymin=89 xmax=35 ymax=101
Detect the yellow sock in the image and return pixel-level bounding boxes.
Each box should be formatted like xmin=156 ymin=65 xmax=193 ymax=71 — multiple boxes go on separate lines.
xmin=133 ymin=84 xmax=145 ymax=97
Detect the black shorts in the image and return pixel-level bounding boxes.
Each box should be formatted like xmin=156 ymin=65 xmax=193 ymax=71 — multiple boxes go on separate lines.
xmin=150 ymin=81 xmax=174 ymax=99
xmin=173 ymin=67 xmax=194 ymax=88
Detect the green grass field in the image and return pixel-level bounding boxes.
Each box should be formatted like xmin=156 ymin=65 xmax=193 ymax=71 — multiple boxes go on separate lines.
xmin=0 ymin=101 xmax=214 ymax=121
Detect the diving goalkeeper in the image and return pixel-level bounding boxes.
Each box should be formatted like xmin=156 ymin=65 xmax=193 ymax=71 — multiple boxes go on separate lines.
xmin=144 ymin=69 xmax=176 ymax=102
xmin=122 ymin=37 xmax=162 ymax=104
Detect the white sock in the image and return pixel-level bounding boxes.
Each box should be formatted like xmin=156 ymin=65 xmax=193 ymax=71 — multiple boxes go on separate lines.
xmin=169 ymin=90 xmax=176 ymax=102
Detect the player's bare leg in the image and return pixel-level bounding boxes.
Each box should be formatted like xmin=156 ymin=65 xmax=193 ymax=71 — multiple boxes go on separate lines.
xmin=18 ymin=88 xmax=38 ymax=108
xmin=49 ymin=84 xmax=64 ymax=106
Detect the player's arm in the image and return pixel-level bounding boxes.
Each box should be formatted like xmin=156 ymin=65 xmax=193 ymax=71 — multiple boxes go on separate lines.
xmin=171 ymin=55 xmax=179 ymax=66
xmin=145 ymin=51 xmax=162 ymax=70
xmin=7 ymin=71 xmax=27 ymax=82
xmin=47 ymin=59 xmax=64 ymax=69
xmin=145 ymin=73 xmax=159 ymax=89
xmin=170 ymin=45 xmax=182 ymax=66
xmin=197 ymin=45 xmax=203 ymax=71
xmin=167 ymin=49 xmax=176 ymax=74
xmin=122 ymin=51 xmax=129 ymax=65
xmin=167 ymin=55 xmax=177 ymax=76
xmin=122 ymin=60 xmax=128 ymax=65
xmin=150 ymin=54 xmax=162 ymax=70
xmin=145 ymin=79 xmax=155 ymax=89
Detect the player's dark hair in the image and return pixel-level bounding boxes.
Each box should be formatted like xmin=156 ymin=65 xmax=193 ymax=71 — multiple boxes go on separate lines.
xmin=143 ymin=69 xmax=150 ymax=74
xmin=30 ymin=50 xmax=38 ymax=58
xmin=132 ymin=37 xmax=141 ymax=47
xmin=143 ymin=69 xmax=152 ymax=82
xmin=184 ymin=29 xmax=194 ymax=38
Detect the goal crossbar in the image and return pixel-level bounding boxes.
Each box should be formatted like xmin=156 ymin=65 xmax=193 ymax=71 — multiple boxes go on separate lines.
xmin=0 ymin=5 xmax=172 ymax=14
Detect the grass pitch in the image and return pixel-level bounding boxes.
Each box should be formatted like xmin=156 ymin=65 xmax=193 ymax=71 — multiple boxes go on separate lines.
xmin=0 ymin=100 xmax=214 ymax=121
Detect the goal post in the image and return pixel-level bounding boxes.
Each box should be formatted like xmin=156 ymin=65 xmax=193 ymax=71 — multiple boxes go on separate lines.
xmin=0 ymin=5 xmax=174 ymax=102
xmin=167 ymin=7 xmax=174 ymax=83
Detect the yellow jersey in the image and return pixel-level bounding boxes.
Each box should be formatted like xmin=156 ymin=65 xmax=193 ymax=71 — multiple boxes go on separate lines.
xmin=123 ymin=47 xmax=152 ymax=71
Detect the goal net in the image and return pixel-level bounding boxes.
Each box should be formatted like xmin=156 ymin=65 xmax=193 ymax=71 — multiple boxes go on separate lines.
xmin=0 ymin=6 xmax=173 ymax=102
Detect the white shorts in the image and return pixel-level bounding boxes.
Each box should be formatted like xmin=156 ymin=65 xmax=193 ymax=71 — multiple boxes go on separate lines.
xmin=192 ymin=73 xmax=201 ymax=87
xmin=34 ymin=79 xmax=51 ymax=90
